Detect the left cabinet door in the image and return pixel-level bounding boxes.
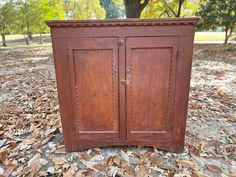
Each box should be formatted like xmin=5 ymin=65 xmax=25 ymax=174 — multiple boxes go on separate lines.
xmin=67 ymin=38 xmax=119 ymax=140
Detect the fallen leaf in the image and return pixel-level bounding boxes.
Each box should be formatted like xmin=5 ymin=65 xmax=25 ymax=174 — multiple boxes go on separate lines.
xmin=168 ymin=172 xmax=175 ymax=177
xmin=1 ymin=166 xmax=14 ymax=177
xmin=79 ymin=152 xmax=89 ymax=161
xmin=192 ymin=171 xmax=209 ymax=177
xmin=74 ymin=169 xmax=89 ymax=177
xmin=0 ymin=139 xmax=6 ymax=148
xmin=63 ymin=164 xmax=78 ymax=176
xmin=93 ymin=164 xmax=108 ymax=171
xmin=90 ymin=148 xmax=101 ymax=156
xmin=135 ymin=164 xmax=152 ymax=177
xmin=161 ymin=165 xmax=175 ymax=171
xmin=38 ymin=171 xmax=48 ymax=176
xmin=217 ymin=90 xmax=225 ymax=97
xmin=149 ymin=153 xmax=162 ymax=166
xmin=9 ymin=142 xmax=17 ymax=150
xmin=90 ymin=154 xmax=103 ymax=162
xmin=47 ymin=166 xmax=56 ymax=174
xmin=81 ymin=161 xmax=98 ymax=172
xmin=55 ymin=146 xmax=66 ymax=154
xmin=39 ymin=158 xmax=48 ymax=165
xmin=28 ymin=161 xmax=42 ymax=177
xmin=41 ymin=135 xmax=53 ymax=145
xmin=177 ymin=159 xmax=198 ymax=169
xmin=121 ymin=150 xmax=130 ymax=162
xmin=28 ymin=153 xmax=41 ymax=167
xmin=0 ymin=150 xmax=9 ymax=163
xmin=74 ymin=169 xmax=97 ymax=177
xmin=24 ymin=138 xmax=36 ymax=145
xmin=51 ymin=155 xmax=67 ymax=165
xmin=206 ymin=163 xmax=222 ymax=173
xmin=0 ymin=167 xmax=4 ymax=175
xmin=106 ymin=155 xmax=129 ymax=168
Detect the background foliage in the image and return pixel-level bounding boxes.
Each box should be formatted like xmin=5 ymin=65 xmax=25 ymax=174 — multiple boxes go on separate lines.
xmin=197 ymin=0 xmax=236 ymax=43
xmin=0 ymin=0 xmax=235 ymax=45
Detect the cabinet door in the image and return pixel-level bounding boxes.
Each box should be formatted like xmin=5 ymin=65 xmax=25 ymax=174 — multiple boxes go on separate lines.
xmin=67 ymin=38 xmax=119 ymax=140
xmin=126 ymin=37 xmax=178 ymax=141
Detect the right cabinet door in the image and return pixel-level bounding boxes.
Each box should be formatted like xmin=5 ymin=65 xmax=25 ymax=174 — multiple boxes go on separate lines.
xmin=126 ymin=37 xmax=178 ymax=141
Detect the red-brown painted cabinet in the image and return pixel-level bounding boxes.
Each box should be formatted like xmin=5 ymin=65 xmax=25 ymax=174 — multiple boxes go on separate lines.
xmin=47 ymin=18 xmax=199 ymax=153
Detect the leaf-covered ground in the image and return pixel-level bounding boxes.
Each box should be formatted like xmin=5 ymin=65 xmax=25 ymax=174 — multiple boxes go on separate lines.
xmin=0 ymin=45 xmax=235 ymax=177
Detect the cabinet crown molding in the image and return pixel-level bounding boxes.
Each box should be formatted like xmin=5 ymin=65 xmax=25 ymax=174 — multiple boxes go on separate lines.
xmin=46 ymin=17 xmax=200 ymax=28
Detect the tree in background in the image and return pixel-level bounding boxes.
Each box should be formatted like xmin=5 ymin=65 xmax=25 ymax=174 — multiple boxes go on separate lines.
xmin=36 ymin=0 xmax=64 ymax=44
xmin=16 ymin=0 xmax=38 ymax=45
xmin=142 ymin=0 xmax=199 ymax=18
xmin=100 ymin=0 xmax=124 ymax=19
xmin=0 ymin=0 xmax=15 ymax=46
xmin=122 ymin=0 xmax=197 ymax=18
xmin=197 ymin=0 xmax=236 ymax=44
xmin=123 ymin=0 xmax=150 ymax=18
xmin=15 ymin=0 xmax=64 ymax=45
xmin=65 ymin=0 xmax=105 ymax=19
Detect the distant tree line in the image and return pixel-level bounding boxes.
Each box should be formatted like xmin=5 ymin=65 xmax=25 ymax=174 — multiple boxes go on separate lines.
xmin=0 ymin=0 xmax=235 ymax=46
xmin=197 ymin=0 xmax=236 ymax=44
xmin=0 ymin=0 xmax=64 ymax=46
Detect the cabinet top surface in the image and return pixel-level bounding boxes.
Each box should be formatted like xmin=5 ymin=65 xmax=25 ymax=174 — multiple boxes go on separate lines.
xmin=46 ymin=17 xmax=200 ymax=28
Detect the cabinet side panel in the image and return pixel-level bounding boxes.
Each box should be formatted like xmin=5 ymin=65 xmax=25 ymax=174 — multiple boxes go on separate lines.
xmin=51 ymin=37 xmax=76 ymax=151
xmin=172 ymin=36 xmax=195 ymax=152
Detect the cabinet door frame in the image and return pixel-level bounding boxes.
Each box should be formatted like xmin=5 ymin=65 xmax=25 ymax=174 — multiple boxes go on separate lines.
xmin=67 ymin=37 xmax=120 ymax=140
xmin=125 ymin=36 xmax=179 ymax=141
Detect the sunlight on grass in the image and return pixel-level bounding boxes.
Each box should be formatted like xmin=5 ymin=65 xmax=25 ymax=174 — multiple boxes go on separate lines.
xmin=0 ymin=33 xmax=235 ymax=48
xmin=195 ymin=32 xmax=226 ymax=41
xmin=4 ymin=34 xmax=50 ymax=41
xmin=0 ymin=34 xmax=51 ymax=48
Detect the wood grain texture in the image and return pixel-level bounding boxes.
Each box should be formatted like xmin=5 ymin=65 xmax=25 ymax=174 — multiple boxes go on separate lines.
xmin=51 ymin=38 xmax=76 ymax=151
xmin=67 ymin=38 xmax=119 ymax=140
xmin=126 ymin=37 xmax=177 ymax=141
xmin=47 ymin=18 xmax=199 ymax=153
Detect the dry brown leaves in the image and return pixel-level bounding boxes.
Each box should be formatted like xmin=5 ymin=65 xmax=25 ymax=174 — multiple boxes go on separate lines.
xmin=0 ymin=45 xmax=235 ymax=176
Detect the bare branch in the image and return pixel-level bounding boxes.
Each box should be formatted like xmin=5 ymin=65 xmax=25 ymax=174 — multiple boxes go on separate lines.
xmin=140 ymin=0 xmax=150 ymax=11
xmin=177 ymin=0 xmax=184 ymax=17
xmin=162 ymin=0 xmax=177 ymax=17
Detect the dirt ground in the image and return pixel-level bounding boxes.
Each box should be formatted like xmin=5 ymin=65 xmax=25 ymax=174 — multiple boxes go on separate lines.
xmin=0 ymin=44 xmax=235 ymax=177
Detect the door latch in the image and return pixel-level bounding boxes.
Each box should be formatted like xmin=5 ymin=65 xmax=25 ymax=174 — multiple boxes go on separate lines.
xmin=121 ymin=79 xmax=129 ymax=85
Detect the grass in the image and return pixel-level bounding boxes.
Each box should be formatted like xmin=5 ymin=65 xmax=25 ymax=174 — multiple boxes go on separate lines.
xmin=195 ymin=32 xmax=235 ymax=41
xmin=0 ymin=34 xmax=51 ymax=49
xmin=3 ymin=34 xmax=50 ymax=41
xmin=195 ymin=32 xmax=225 ymax=41
xmin=0 ymin=32 xmax=235 ymax=48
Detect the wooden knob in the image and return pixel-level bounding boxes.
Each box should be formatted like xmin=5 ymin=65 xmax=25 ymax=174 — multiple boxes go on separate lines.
xmin=118 ymin=39 xmax=124 ymax=45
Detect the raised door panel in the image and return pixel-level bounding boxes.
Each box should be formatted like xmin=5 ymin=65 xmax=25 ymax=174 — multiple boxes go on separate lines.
xmin=126 ymin=37 xmax=178 ymax=141
xmin=67 ymin=38 xmax=119 ymax=140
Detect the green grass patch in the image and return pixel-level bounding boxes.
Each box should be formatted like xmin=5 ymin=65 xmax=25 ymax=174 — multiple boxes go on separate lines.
xmin=194 ymin=32 xmax=235 ymax=41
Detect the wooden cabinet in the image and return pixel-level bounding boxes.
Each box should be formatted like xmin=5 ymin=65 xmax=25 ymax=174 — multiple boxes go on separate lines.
xmin=46 ymin=18 xmax=199 ymax=153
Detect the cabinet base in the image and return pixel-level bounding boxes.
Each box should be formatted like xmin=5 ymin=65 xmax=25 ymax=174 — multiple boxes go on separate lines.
xmin=65 ymin=140 xmax=184 ymax=153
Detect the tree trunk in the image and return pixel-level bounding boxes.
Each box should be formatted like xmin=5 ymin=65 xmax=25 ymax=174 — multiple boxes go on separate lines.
xmin=224 ymin=26 xmax=229 ymax=44
xmin=124 ymin=0 xmax=150 ymax=18
xmin=1 ymin=34 xmax=7 ymax=46
xmin=39 ymin=33 xmax=43 ymax=44
xmin=28 ymin=34 xmax=33 ymax=40
xmin=25 ymin=35 xmax=30 ymax=45
xmin=176 ymin=0 xmax=184 ymax=17
xmin=124 ymin=0 xmax=141 ymax=18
